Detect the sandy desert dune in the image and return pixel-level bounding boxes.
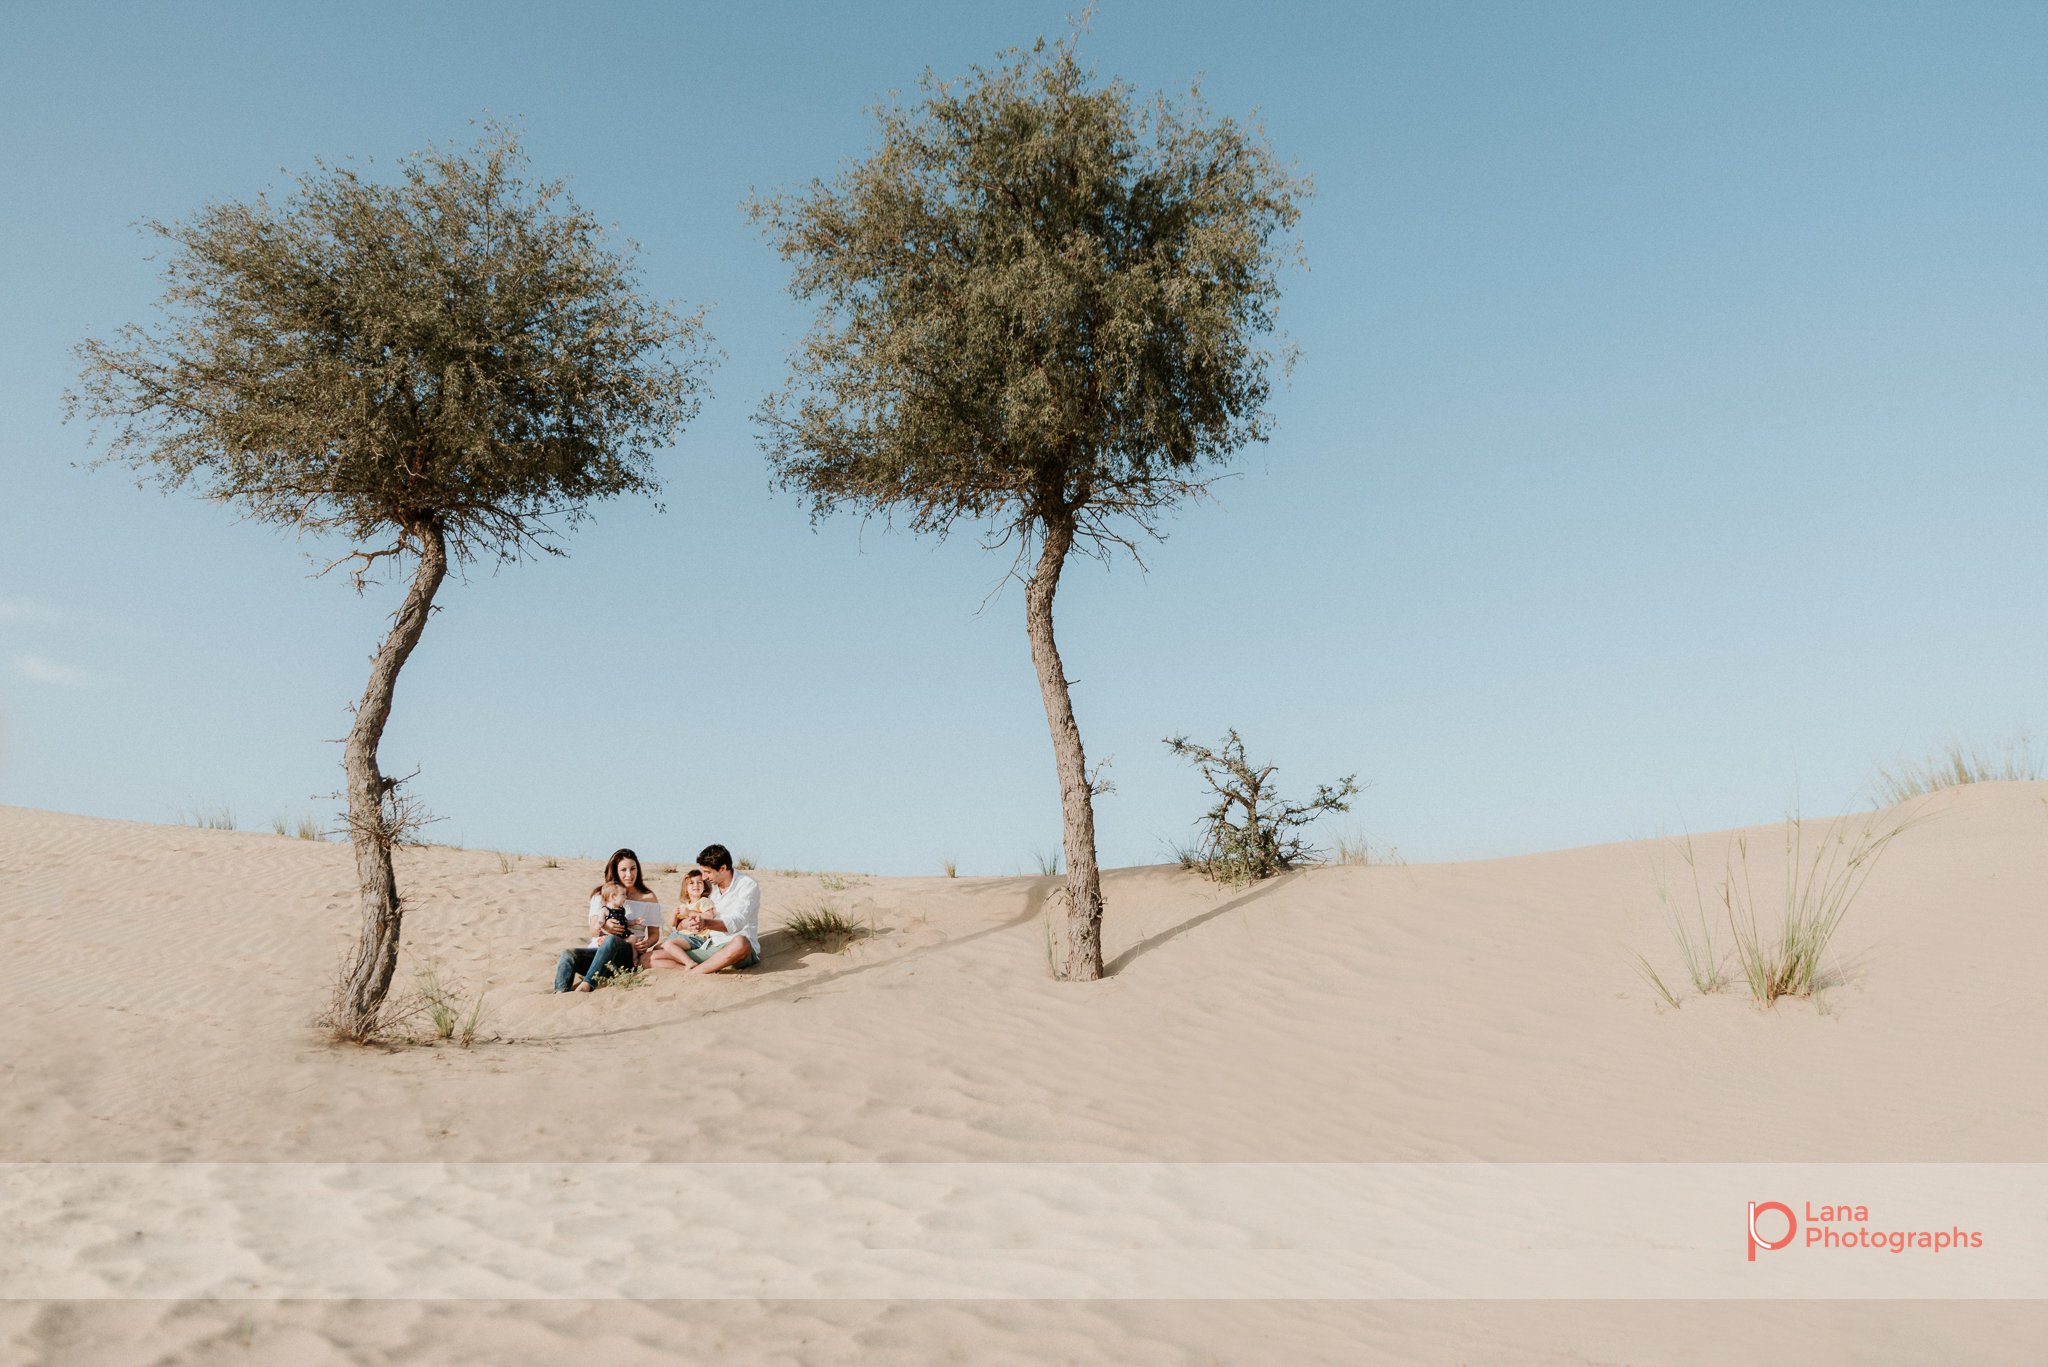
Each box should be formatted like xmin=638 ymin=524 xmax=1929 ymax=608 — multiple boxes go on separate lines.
xmin=1 ymin=784 xmax=2043 ymax=1363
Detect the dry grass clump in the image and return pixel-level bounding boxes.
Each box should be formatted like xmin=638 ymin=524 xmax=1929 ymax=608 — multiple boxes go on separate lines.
xmin=414 ymin=957 xmax=495 ymax=1043
xmin=597 ymin=963 xmax=646 ymax=992
xmin=784 ymin=896 xmax=861 ymax=947
xmin=942 ymin=858 xmax=957 ymax=878
xmin=1331 ymin=831 xmax=1404 ymax=866
xmin=1632 ymin=806 xmax=1919 ymax=1011
xmin=1872 ymin=731 xmax=2040 ymax=807
xmin=181 ymin=803 xmax=237 ymax=831
xmin=1630 ymin=834 xmax=1729 ymax=1008
xmin=1727 ymin=810 xmax=1915 ymax=1005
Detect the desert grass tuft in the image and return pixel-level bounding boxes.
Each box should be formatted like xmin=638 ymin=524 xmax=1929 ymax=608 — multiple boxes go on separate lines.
xmin=180 ymin=803 xmax=237 ymax=831
xmin=409 ymin=957 xmax=494 ymax=1042
xmin=1331 ymin=831 xmax=1405 ymax=866
xmin=1030 ymin=844 xmax=1063 ymax=877
xmin=542 ymin=856 xmax=559 ymax=869
xmin=783 ymin=896 xmax=858 ymax=947
xmin=1649 ymin=834 xmax=1729 ymax=996
xmin=495 ymin=851 xmax=516 ymax=874
xmin=1872 ymin=730 xmax=2041 ymax=807
xmin=736 ymin=855 xmax=756 ymax=870
xmin=458 ymin=982 xmax=491 ymax=1046
xmin=1628 ymin=953 xmax=1683 ymax=1009
xmin=599 ymin=963 xmax=646 ymax=991
xmin=1635 ymin=806 xmax=1919 ymax=1010
xmin=1725 ymin=808 xmax=1915 ymax=1006
xmin=295 ymin=815 xmax=324 ymax=841
xmin=270 ymin=813 xmax=290 ymax=836
xmin=942 ymin=858 xmax=957 ymax=878
xmin=414 ymin=957 xmax=463 ymax=1040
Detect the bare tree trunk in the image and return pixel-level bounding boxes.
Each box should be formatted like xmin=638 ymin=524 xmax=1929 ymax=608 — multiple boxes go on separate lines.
xmin=1024 ymin=514 xmax=1104 ymax=981
xmin=340 ymin=520 xmax=448 ymax=1033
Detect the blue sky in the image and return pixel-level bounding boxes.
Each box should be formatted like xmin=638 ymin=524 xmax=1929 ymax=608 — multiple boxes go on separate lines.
xmin=3 ymin=2 xmax=2043 ymax=873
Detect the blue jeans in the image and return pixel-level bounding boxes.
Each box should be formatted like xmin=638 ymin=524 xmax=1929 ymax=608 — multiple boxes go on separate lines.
xmin=554 ymin=935 xmax=636 ymax=991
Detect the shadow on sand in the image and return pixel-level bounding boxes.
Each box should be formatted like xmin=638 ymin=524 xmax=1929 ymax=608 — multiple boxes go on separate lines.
xmin=1103 ymin=870 xmax=1305 ymax=975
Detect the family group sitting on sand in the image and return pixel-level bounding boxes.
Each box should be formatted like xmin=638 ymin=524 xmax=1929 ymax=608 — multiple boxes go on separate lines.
xmin=552 ymin=843 xmax=760 ymax=992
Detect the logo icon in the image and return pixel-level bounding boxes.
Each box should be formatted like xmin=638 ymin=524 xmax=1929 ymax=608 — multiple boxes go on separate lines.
xmin=1748 ymin=1201 xmax=1797 ymax=1261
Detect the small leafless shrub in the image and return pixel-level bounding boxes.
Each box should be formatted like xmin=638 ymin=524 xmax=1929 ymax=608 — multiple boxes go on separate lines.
xmin=1165 ymin=730 xmax=1359 ymax=885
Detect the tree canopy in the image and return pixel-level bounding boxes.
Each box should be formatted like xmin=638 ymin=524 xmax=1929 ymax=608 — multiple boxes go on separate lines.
xmin=749 ymin=32 xmax=1310 ymax=559
xmin=69 ymin=124 xmax=712 ymax=576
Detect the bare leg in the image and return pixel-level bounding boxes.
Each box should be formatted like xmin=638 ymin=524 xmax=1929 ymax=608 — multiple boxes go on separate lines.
xmin=646 ymin=940 xmax=694 ymax=971
xmin=685 ymin=937 xmax=756 ymax=974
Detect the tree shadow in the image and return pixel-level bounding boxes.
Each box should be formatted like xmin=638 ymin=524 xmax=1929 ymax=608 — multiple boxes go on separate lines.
xmin=1104 ymin=871 xmax=1305 ymax=976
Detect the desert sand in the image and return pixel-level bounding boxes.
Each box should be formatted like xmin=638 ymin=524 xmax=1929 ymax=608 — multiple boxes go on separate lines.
xmin=2 ymin=784 xmax=2043 ymax=1363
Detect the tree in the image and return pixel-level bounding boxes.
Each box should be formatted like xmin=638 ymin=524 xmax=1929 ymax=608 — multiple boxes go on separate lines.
xmin=1164 ymin=730 xmax=1359 ymax=885
xmin=749 ymin=32 xmax=1310 ymax=980
xmin=67 ymin=127 xmax=714 ymax=1037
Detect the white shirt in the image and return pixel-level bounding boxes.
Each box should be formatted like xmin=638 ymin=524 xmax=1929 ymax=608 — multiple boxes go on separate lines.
xmin=711 ymin=872 xmax=761 ymax=954
xmin=587 ymin=895 xmax=662 ymax=950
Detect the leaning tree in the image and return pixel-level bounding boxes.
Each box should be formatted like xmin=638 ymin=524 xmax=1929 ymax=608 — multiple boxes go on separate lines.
xmin=750 ymin=33 xmax=1310 ymax=979
xmin=68 ymin=127 xmax=714 ymax=1037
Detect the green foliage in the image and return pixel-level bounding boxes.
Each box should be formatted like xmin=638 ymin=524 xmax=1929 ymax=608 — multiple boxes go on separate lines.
xmin=1165 ymin=730 xmax=1359 ymax=885
xmin=68 ymin=124 xmax=714 ymax=576
xmin=748 ymin=27 xmax=1310 ymax=557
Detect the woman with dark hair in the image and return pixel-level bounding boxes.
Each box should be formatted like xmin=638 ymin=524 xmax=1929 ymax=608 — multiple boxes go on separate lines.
xmin=552 ymin=848 xmax=664 ymax=992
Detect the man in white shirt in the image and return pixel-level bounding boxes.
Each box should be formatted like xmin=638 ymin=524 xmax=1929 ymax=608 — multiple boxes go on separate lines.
xmin=671 ymin=842 xmax=760 ymax=972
